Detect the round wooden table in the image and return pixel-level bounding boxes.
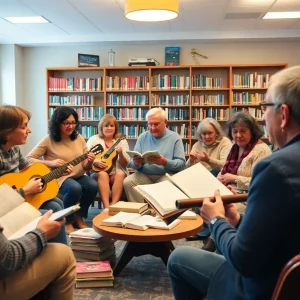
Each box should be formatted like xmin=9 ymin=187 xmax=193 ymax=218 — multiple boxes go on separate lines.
xmin=93 ymin=212 xmax=203 ymax=276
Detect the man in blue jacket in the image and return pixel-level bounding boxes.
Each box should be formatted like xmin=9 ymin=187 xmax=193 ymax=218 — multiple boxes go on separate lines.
xmin=168 ymin=65 xmax=300 ymax=299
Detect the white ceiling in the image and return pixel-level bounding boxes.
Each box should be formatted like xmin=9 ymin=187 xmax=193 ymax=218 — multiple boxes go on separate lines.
xmin=0 ymin=0 xmax=300 ymax=46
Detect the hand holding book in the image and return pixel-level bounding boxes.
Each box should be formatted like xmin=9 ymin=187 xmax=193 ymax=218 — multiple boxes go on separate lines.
xmin=126 ymin=150 xmax=160 ymax=165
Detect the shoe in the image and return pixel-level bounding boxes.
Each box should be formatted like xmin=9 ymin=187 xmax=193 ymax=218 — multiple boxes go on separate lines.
xmin=202 ymin=237 xmax=216 ymax=252
xmin=74 ymin=215 xmax=88 ymax=229
xmin=65 ymin=223 xmax=75 ymax=235
xmin=186 ymin=234 xmax=210 ymax=241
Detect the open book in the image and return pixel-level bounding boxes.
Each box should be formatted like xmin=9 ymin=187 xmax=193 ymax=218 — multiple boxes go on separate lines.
xmin=126 ymin=150 xmax=160 ymax=164
xmin=101 ymin=211 xmax=181 ymax=230
xmin=134 ymin=162 xmax=233 ymax=218
xmin=0 ymin=183 xmax=80 ymax=239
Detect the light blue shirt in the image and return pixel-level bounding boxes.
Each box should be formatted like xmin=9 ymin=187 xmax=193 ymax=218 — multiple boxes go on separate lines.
xmin=129 ymin=128 xmax=186 ymax=175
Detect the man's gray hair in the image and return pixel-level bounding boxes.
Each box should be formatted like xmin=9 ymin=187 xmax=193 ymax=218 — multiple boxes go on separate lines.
xmin=269 ymin=66 xmax=300 ymax=125
xmin=146 ymin=107 xmax=167 ymax=121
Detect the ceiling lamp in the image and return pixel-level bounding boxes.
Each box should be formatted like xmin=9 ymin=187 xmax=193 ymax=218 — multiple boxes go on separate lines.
xmin=125 ymin=0 xmax=179 ymax=22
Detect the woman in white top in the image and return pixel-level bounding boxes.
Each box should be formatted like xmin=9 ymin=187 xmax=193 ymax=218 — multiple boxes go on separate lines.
xmin=87 ymin=114 xmax=129 ymax=209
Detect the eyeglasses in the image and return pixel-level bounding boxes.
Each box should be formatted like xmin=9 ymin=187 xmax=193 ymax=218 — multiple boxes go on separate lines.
xmin=259 ymin=101 xmax=276 ymax=113
xmin=62 ymin=122 xmax=77 ymax=127
xmin=147 ymin=121 xmax=165 ymax=128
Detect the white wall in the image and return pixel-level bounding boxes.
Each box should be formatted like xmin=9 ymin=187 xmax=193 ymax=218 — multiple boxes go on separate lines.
xmin=8 ymin=41 xmax=300 ymax=154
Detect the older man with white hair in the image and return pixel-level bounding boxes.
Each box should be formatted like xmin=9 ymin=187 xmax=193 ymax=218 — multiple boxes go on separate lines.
xmin=123 ymin=107 xmax=186 ymax=203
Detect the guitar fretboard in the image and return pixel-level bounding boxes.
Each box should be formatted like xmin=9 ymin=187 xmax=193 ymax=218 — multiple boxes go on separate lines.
xmin=104 ymin=138 xmax=124 ymax=159
xmin=42 ymin=153 xmax=88 ymax=183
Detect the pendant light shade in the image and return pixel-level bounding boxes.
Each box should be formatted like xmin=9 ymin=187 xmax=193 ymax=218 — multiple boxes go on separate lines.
xmin=125 ymin=0 xmax=179 ymax=22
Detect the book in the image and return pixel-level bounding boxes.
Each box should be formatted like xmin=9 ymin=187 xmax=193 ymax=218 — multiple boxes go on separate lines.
xmin=76 ymin=277 xmax=114 ymax=288
xmin=0 ymin=183 xmax=80 ymax=239
xmin=76 ymin=261 xmax=113 ymax=279
xmin=109 ymin=201 xmax=148 ymax=215
xmin=178 ymin=210 xmax=197 ymax=220
xmin=69 ymin=228 xmax=105 ymax=240
xmin=101 ymin=211 xmax=181 ymax=231
xmin=73 ymin=246 xmax=116 ymax=261
xmin=134 ymin=162 xmax=233 ymax=217
xmin=165 ymin=46 xmax=180 ymax=66
xmin=126 ymin=150 xmax=160 ymax=164
xmin=71 ymin=240 xmax=115 ymax=253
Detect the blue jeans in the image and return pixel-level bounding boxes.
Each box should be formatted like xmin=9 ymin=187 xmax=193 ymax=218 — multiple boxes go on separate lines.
xmin=39 ymin=197 xmax=67 ymax=245
xmin=59 ymin=175 xmax=98 ymax=223
xmin=167 ymin=246 xmax=226 ymax=299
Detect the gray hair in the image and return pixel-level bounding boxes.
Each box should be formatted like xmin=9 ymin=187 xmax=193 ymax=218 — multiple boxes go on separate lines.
xmin=269 ymin=66 xmax=300 ymax=125
xmin=145 ymin=107 xmax=167 ymax=121
xmin=196 ymin=118 xmax=225 ymax=144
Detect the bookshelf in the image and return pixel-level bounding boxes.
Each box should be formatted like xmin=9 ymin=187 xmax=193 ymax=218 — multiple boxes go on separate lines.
xmin=46 ymin=64 xmax=287 ymax=153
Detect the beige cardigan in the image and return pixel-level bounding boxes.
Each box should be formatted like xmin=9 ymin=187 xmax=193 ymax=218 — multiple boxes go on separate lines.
xmin=186 ymin=137 xmax=232 ymax=172
xmin=27 ymin=135 xmax=88 ymax=187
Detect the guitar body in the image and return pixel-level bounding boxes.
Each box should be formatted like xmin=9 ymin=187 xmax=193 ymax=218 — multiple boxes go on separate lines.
xmin=0 ymin=162 xmax=59 ymax=209
xmin=93 ymin=149 xmax=118 ymax=173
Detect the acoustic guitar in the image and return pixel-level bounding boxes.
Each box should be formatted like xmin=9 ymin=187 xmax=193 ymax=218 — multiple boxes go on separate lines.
xmin=92 ymin=135 xmax=126 ymax=174
xmin=0 ymin=144 xmax=103 ymax=209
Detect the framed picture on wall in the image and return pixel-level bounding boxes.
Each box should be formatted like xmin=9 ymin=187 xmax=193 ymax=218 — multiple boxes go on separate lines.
xmin=78 ymin=53 xmax=100 ymax=67
xmin=165 ymin=47 xmax=180 ymax=66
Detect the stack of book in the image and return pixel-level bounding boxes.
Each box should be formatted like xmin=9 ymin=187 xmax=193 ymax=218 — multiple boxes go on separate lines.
xmin=108 ymin=201 xmax=149 ymax=216
xmin=69 ymin=228 xmax=116 ymax=262
xmin=76 ymin=260 xmax=114 ymax=288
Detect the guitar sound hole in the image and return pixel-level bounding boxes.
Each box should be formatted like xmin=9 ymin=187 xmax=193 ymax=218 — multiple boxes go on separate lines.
xmin=31 ymin=176 xmax=46 ymax=191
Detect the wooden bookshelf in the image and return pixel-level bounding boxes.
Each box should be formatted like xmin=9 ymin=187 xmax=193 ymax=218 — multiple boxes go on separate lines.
xmin=46 ymin=64 xmax=287 ymax=152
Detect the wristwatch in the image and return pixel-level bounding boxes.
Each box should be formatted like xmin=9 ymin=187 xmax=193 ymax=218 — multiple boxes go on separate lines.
xmin=210 ymin=216 xmax=224 ymax=230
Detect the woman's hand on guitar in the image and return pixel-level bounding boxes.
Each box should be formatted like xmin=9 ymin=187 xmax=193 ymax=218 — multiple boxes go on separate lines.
xmin=49 ymin=159 xmax=65 ymax=168
xmin=93 ymin=159 xmax=107 ymax=169
xmin=23 ymin=178 xmax=43 ymax=195
xmin=61 ymin=165 xmax=74 ymax=176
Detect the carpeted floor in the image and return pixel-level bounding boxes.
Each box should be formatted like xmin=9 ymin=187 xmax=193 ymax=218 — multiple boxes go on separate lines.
xmin=73 ymin=206 xmax=204 ymax=300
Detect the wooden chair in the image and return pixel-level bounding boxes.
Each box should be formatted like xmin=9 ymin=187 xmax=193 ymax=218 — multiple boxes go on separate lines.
xmin=271 ymin=254 xmax=300 ymax=300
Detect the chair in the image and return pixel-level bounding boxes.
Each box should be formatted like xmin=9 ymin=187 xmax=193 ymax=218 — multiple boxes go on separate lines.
xmin=271 ymin=254 xmax=300 ymax=300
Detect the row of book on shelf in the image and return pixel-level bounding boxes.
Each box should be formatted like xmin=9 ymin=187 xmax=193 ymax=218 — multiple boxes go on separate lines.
xmin=48 ymin=107 xmax=105 ymax=121
xmin=49 ymin=95 xmax=97 ymax=106
xmin=48 ymin=72 xmax=274 ymax=92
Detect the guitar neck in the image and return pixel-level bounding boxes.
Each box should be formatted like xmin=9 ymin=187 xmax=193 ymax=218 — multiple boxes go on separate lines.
xmin=42 ymin=153 xmax=88 ymax=183
xmin=104 ymin=138 xmax=123 ymax=158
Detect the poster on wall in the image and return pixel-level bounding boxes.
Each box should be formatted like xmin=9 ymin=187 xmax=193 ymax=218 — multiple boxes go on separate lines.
xmin=165 ymin=47 xmax=180 ymax=66
xmin=78 ymin=53 xmax=100 ymax=67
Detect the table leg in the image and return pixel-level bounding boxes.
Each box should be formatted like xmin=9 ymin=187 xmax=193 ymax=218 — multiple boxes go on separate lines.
xmin=113 ymin=241 xmax=175 ymax=276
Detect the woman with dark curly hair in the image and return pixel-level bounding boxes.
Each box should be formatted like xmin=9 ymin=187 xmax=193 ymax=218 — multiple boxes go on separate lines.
xmin=27 ymin=106 xmax=98 ymax=234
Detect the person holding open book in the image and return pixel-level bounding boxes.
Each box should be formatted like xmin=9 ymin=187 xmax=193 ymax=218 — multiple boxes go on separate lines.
xmin=168 ymin=65 xmax=300 ymax=300
xmin=87 ymin=114 xmax=130 ymax=210
xmin=27 ymin=106 xmax=98 ymax=235
xmin=185 ymin=118 xmax=232 ymax=241
xmin=123 ymin=107 xmax=186 ymax=203
xmin=0 ymin=105 xmax=67 ymax=244
xmin=202 ymin=112 xmax=271 ymax=252
xmin=0 ymin=209 xmax=76 ymax=299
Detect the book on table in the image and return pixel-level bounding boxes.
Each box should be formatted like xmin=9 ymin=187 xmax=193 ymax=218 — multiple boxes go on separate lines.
xmin=126 ymin=150 xmax=160 ymax=164
xmin=178 ymin=210 xmax=197 ymax=220
xmin=108 ymin=201 xmax=148 ymax=215
xmin=76 ymin=260 xmax=113 ymax=279
xmin=134 ymin=162 xmax=233 ymax=219
xmin=101 ymin=211 xmax=181 ymax=230
xmin=0 ymin=183 xmax=80 ymax=239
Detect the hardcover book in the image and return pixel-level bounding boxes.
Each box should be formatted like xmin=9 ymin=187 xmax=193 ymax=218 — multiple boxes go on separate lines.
xmin=165 ymin=46 xmax=180 ymax=66
xmin=76 ymin=277 xmax=114 ymax=288
xmin=109 ymin=201 xmax=148 ymax=215
xmin=76 ymin=261 xmax=113 ymax=279
xmin=134 ymin=163 xmax=233 ymax=218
